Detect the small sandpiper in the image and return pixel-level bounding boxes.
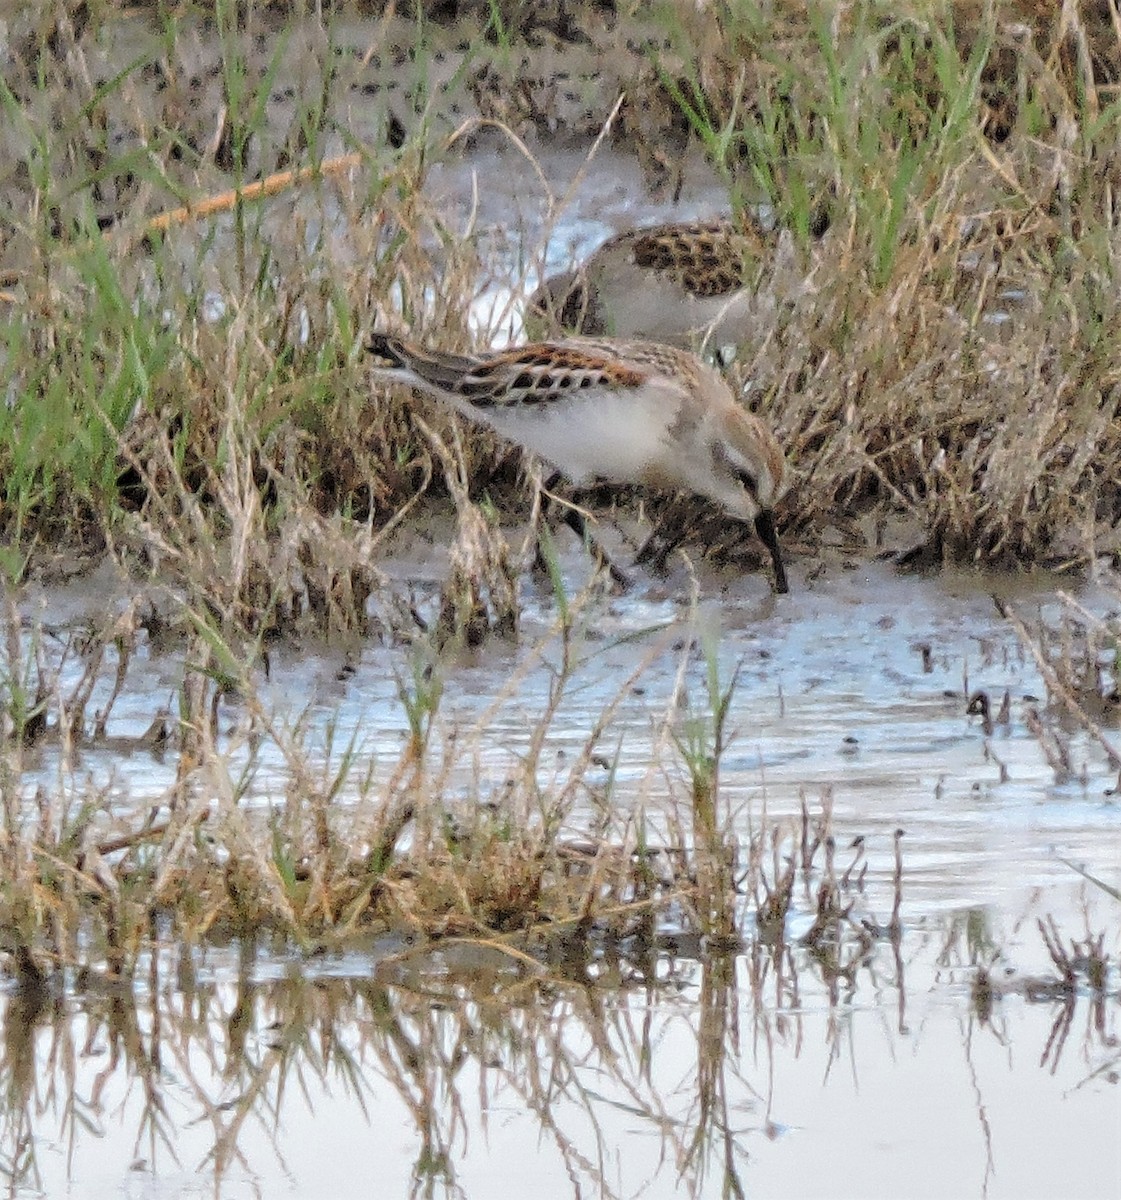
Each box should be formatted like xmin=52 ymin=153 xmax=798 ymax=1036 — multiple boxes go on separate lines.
xmin=526 ymin=215 xmax=775 ymax=350
xmin=368 ymin=332 xmax=790 ymax=593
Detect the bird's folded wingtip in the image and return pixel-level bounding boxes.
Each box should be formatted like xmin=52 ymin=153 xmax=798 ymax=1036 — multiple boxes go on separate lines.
xmin=367 ymin=331 xmax=403 ymax=368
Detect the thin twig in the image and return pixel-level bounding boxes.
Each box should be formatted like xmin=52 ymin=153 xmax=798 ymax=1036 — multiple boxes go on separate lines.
xmin=139 ymin=152 xmax=362 ymax=236
xmin=996 ymin=596 xmax=1121 ymax=771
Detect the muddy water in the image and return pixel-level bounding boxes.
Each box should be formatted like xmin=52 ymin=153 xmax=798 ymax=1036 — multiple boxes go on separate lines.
xmin=7 ymin=918 xmax=1113 ymax=1200
xmin=3 ymin=29 xmax=1120 ymax=1194
xmin=25 ymin=549 xmax=1121 ymax=902
xmin=5 ymin=544 xmax=1120 ymax=1199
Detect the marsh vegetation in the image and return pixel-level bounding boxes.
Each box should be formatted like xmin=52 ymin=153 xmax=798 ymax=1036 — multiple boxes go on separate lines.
xmin=1 ymin=1 xmax=1119 ymax=1195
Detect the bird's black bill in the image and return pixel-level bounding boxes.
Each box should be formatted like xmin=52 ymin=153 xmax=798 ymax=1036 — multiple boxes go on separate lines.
xmin=754 ymin=510 xmax=789 ymax=594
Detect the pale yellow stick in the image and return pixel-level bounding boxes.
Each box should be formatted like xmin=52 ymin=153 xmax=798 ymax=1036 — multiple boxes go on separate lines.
xmin=0 ymin=151 xmax=367 ymax=301
xmin=141 ymin=150 xmax=363 ymax=235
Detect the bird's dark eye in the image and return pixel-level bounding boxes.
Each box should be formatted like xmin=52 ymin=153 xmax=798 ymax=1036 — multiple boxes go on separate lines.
xmin=734 ymin=468 xmax=760 ymax=502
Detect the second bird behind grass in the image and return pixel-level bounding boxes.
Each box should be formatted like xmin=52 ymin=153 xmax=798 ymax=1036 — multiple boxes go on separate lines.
xmin=526 ymin=215 xmax=775 ymax=349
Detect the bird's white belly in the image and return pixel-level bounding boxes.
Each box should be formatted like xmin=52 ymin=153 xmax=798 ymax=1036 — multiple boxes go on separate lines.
xmin=482 ymin=394 xmax=674 ymax=486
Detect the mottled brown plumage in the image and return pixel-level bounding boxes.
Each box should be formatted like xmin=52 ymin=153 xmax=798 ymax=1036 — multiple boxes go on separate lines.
xmin=527 ymin=215 xmax=775 ymax=348
xmin=368 ymin=331 xmax=790 ymax=592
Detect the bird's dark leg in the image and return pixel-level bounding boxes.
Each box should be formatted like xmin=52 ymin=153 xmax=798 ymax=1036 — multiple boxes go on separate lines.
xmin=753 ymin=510 xmax=789 ymax=594
xmin=536 ymin=472 xmax=630 ymax=590
xmin=634 ymin=525 xmax=686 ymax=572
xmin=634 ymin=501 xmax=690 ymax=572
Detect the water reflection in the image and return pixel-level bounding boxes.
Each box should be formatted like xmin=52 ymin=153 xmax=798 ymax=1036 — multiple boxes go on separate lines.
xmin=2 ymin=890 xmax=1115 ymax=1200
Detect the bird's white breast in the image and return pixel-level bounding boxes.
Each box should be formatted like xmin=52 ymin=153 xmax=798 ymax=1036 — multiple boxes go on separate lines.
xmin=472 ymin=388 xmax=679 ymax=486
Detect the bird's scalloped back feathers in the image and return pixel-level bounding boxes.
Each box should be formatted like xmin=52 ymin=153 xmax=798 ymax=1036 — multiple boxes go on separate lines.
xmin=558 ymin=337 xmax=700 ymax=381
xmin=627 ymin=218 xmax=769 ymax=298
xmin=452 ymin=344 xmax=648 ymax=408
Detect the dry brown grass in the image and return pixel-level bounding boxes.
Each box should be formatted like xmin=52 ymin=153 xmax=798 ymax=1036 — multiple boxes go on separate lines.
xmin=0 ymin=0 xmax=1116 ymax=626
xmin=750 ymin=212 xmax=1121 ymax=570
xmin=0 ymin=567 xmax=909 ymax=982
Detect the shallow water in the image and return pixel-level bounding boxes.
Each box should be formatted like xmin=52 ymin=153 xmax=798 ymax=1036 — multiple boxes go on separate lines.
xmin=0 ymin=888 xmax=1116 ymax=1200
xmin=5 ymin=546 xmax=1120 ymax=1198
xmin=23 ymin=551 xmax=1121 ymax=903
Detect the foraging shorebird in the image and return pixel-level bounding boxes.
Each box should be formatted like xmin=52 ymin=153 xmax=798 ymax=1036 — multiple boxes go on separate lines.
xmin=367 ymin=331 xmax=789 ymax=593
xmin=527 ymin=215 xmax=775 ymax=349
